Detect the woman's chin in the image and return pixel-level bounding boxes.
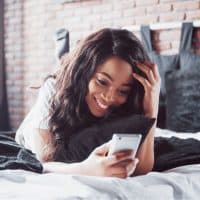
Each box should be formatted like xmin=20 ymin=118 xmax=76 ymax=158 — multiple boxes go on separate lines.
xmin=90 ymin=109 xmax=107 ymax=118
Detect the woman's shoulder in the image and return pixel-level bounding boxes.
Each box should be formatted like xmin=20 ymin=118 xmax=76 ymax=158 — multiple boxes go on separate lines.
xmin=42 ymin=77 xmax=56 ymax=92
xmin=39 ymin=77 xmax=56 ymax=100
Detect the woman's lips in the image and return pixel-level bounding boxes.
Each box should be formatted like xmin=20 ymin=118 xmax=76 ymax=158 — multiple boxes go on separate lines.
xmin=94 ymin=97 xmax=108 ymax=110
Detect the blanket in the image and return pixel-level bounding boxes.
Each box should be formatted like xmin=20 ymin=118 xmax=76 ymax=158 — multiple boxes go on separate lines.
xmin=154 ymin=136 xmax=200 ymax=171
xmin=0 ymin=134 xmax=43 ymax=173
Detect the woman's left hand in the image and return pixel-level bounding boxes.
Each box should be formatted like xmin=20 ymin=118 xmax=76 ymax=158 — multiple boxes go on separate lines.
xmin=133 ymin=62 xmax=161 ymax=118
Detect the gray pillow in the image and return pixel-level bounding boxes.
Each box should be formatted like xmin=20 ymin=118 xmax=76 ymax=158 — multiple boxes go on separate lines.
xmin=165 ymin=67 xmax=200 ymax=132
xmin=165 ymin=22 xmax=200 ymax=132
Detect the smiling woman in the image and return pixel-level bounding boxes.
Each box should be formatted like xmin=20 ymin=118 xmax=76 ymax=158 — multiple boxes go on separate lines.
xmin=15 ymin=28 xmax=161 ymax=178
xmin=85 ymin=56 xmax=133 ymax=117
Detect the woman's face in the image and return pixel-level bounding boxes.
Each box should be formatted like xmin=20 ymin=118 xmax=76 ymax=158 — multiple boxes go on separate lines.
xmin=85 ymin=56 xmax=133 ymax=117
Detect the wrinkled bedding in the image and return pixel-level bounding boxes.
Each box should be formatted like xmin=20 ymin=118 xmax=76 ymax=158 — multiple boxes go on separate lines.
xmin=0 ymin=128 xmax=200 ymax=200
xmin=0 ymin=164 xmax=200 ymax=200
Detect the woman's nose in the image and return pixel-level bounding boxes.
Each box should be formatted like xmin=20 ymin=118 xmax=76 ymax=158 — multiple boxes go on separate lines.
xmin=101 ymin=89 xmax=115 ymax=104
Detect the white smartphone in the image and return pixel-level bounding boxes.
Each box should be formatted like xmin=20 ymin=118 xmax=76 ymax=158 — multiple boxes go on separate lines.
xmin=108 ymin=134 xmax=142 ymax=157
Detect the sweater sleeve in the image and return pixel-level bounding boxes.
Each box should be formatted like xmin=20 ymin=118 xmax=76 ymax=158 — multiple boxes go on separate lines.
xmin=15 ymin=78 xmax=56 ymax=150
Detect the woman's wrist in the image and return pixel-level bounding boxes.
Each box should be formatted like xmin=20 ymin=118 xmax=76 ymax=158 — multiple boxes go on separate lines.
xmin=43 ymin=161 xmax=86 ymax=175
xmin=79 ymin=160 xmax=89 ymax=175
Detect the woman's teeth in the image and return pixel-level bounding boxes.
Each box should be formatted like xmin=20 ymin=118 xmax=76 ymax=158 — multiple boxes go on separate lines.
xmin=96 ymin=99 xmax=108 ymax=109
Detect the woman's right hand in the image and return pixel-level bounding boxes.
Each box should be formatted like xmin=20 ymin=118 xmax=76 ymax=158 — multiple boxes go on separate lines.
xmin=81 ymin=142 xmax=139 ymax=178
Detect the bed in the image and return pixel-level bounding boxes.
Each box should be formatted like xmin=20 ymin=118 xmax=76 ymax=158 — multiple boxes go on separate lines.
xmin=1 ymin=128 xmax=200 ymax=200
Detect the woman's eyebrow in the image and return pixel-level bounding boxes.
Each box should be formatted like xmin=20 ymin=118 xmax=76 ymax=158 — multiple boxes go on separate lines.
xmin=98 ymin=72 xmax=113 ymax=81
xmin=98 ymin=72 xmax=132 ymax=87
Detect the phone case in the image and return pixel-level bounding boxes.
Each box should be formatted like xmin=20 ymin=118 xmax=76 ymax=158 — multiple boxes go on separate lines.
xmin=108 ymin=134 xmax=142 ymax=156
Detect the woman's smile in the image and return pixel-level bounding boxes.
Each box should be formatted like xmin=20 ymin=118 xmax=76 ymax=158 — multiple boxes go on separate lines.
xmin=94 ymin=97 xmax=109 ymax=110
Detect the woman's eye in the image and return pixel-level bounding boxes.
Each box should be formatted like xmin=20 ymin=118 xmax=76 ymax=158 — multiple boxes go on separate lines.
xmin=119 ymin=90 xmax=130 ymax=96
xmin=96 ymin=78 xmax=108 ymax=86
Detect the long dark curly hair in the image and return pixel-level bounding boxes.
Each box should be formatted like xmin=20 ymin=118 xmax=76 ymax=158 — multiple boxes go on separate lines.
xmin=48 ymin=28 xmax=150 ymax=153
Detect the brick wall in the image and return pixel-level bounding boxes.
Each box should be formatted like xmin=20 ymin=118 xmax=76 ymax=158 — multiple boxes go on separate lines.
xmin=4 ymin=0 xmax=24 ymax=129
xmin=3 ymin=0 xmax=200 ymax=130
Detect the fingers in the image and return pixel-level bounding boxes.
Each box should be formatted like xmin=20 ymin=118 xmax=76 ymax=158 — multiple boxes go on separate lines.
xmin=133 ymin=62 xmax=161 ymax=90
xmin=94 ymin=143 xmax=133 ymax=165
xmin=109 ymin=158 xmax=139 ymax=178
xmin=91 ymin=147 xmax=139 ymax=178
xmin=136 ymin=62 xmax=156 ymax=85
xmin=114 ymin=150 xmax=133 ymax=159
xmin=108 ymin=161 xmax=132 ymax=178
xmin=132 ymin=72 xmax=151 ymax=90
xmin=127 ymin=158 xmax=139 ymax=176
xmin=107 ymin=150 xmax=134 ymax=165
xmin=148 ymin=62 xmax=161 ymax=82
xmin=98 ymin=150 xmax=133 ymax=170
xmin=142 ymin=61 xmax=160 ymax=81
xmin=94 ymin=141 xmax=110 ymax=156
xmin=109 ymin=167 xmax=128 ymax=179
xmin=135 ymin=61 xmax=160 ymax=81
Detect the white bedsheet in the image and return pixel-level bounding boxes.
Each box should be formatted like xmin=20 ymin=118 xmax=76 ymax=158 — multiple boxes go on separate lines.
xmin=0 ymin=164 xmax=200 ymax=200
xmin=0 ymin=128 xmax=200 ymax=200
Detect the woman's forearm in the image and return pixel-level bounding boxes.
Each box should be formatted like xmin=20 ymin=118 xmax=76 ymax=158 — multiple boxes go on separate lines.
xmin=134 ymin=119 xmax=156 ymax=175
xmin=43 ymin=161 xmax=85 ymax=175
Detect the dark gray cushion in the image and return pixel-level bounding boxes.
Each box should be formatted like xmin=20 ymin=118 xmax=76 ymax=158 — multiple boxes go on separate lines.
xmin=165 ymin=22 xmax=200 ymax=132
xmin=165 ymin=67 xmax=200 ymax=132
xmin=55 ymin=114 xmax=155 ymax=163
xmin=154 ymin=136 xmax=200 ymax=171
xmin=180 ymin=52 xmax=200 ymax=70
